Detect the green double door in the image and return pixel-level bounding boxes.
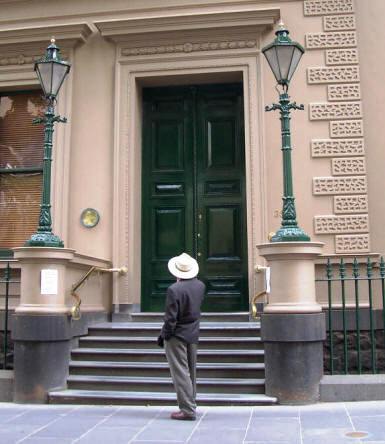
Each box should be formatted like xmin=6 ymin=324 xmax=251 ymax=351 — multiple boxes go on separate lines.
xmin=141 ymin=84 xmax=248 ymax=312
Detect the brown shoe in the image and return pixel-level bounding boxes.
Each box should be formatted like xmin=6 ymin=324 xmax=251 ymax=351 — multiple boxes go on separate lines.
xmin=170 ymin=411 xmax=196 ymax=421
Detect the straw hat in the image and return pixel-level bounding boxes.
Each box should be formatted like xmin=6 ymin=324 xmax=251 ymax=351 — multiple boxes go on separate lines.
xmin=168 ymin=253 xmax=199 ymax=279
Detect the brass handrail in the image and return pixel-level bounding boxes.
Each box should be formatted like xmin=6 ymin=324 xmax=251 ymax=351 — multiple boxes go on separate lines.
xmin=251 ymin=290 xmax=267 ymax=320
xmin=70 ymin=266 xmax=127 ymax=320
xmin=252 ymin=262 xmax=271 ymax=319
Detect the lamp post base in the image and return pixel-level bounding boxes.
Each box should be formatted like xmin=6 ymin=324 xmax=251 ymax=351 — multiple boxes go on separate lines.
xmin=24 ymin=232 xmax=64 ymax=248
xmin=271 ymin=226 xmax=310 ymax=242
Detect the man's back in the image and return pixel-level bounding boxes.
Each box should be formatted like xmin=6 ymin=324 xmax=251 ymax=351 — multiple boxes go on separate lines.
xmin=161 ymin=278 xmax=205 ymax=344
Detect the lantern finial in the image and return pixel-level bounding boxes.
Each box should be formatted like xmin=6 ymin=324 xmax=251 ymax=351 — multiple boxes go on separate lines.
xmin=262 ymin=24 xmax=304 ymax=89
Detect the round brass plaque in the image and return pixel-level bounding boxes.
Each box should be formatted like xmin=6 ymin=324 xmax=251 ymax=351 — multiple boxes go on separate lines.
xmin=80 ymin=208 xmax=100 ymax=228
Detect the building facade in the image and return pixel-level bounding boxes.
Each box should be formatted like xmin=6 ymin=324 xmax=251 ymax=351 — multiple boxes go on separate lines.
xmin=1 ymin=0 xmax=385 ymax=405
xmin=2 ymin=0 xmax=383 ymax=317
xmin=0 ymin=0 xmax=381 ymax=350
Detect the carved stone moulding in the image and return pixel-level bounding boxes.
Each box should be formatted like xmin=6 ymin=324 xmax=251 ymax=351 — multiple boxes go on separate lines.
xmin=309 ymin=102 xmax=362 ymax=120
xmin=121 ymin=40 xmax=257 ymax=57
xmin=323 ymin=14 xmax=356 ymax=31
xmin=304 ymin=0 xmax=354 ymax=16
xmin=326 ymin=49 xmax=358 ymax=66
xmin=0 ymin=53 xmax=41 ymax=67
xmin=307 ymin=66 xmax=360 ymax=84
xmin=328 ymin=84 xmax=361 ymax=101
xmin=335 ymin=234 xmax=370 ymax=254
xmin=332 ymin=157 xmax=366 ymax=176
xmin=311 ymin=139 xmax=364 ymax=157
xmin=314 ymin=214 xmax=369 ymax=234
xmin=330 ymin=120 xmax=363 ymax=138
xmin=334 ymin=195 xmax=368 ymax=214
xmin=313 ymin=176 xmax=367 ymax=195
xmin=306 ymin=31 xmax=357 ymax=49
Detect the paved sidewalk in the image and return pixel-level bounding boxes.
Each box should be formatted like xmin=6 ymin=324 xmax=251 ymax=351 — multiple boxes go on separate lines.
xmin=0 ymin=401 xmax=384 ymax=444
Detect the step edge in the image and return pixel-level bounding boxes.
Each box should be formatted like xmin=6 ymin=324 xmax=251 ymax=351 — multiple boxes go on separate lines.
xmin=48 ymin=389 xmax=277 ymax=402
xmin=71 ymin=348 xmax=264 ymax=354
xmin=67 ymin=375 xmax=266 ymax=384
xmin=69 ymin=361 xmax=265 ymax=368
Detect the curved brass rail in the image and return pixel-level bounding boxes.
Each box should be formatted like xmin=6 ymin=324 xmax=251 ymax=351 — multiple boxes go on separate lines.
xmin=251 ymin=290 xmax=267 ymax=320
xmin=70 ymin=266 xmax=127 ymax=320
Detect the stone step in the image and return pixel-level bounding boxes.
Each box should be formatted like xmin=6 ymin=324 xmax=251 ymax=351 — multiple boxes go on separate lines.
xmin=71 ymin=348 xmax=265 ymax=364
xmin=131 ymin=312 xmax=251 ymax=323
xmin=79 ymin=336 xmax=263 ymax=350
xmin=67 ymin=375 xmax=266 ymax=394
xmin=69 ymin=361 xmax=265 ymax=379
xmin=48 ymin=389 xmax=277 ymax=406
xmin=88 ymin=322 xmax=261 ymax=338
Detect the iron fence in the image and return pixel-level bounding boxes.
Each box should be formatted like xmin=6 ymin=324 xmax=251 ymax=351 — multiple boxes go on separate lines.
xmin=0 ymin=260 xmax=19 ymax=370
xmin=317 ymin=257 xmax=385 ymax=375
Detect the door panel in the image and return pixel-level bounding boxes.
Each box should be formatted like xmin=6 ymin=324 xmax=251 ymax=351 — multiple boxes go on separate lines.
xmin=206 ymin=206 xmax=241 ymax=259
xmin=142 ymin=84 xmax=248 ymax=312
xmin=196 ymin=85 xmax=248 ymax=311
xmin=153 ymin=120 xmax=184 ymax=170
xmin=153 ymin=208 xmax=186 ymax=259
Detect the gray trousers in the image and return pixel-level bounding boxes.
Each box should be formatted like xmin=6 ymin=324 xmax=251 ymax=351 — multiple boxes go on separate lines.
xmin=165 ymin=336 xmax=197 ymax=416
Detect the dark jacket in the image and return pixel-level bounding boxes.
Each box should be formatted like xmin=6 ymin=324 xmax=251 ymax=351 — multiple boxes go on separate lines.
xmin=160 ymin=278 xmax=205 ymax=344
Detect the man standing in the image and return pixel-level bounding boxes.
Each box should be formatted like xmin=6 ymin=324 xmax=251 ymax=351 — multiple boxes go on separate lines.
xmin=158 ymin=252 xmax=205 ymax=421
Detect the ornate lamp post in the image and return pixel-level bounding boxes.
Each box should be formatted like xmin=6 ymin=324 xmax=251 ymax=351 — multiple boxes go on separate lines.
xmin=262 ymin=22 xmax=310 ymax=242
xmin=25 ymin=39 xmax=70 ymax=247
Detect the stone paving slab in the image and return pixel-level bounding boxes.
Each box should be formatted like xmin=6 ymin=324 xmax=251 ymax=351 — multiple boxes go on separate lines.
xmin=0 ymin=401 xmax=384 ymax=443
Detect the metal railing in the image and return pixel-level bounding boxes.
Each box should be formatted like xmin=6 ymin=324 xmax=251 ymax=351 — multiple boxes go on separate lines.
xmin=317 ymin=257 xmax=385 ymax=375
xmin=0 ymin=260 xmax=19 ymax=369
xmin=70 ymin=266 xmax=127 ymax=320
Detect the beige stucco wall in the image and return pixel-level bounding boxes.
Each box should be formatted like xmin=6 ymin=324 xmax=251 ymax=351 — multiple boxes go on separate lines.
xmin=68 ymin=32 xmax=115 ymax=259
xmin=355 ymin=0 xmax=385 ymax=259
xmin=0 ymin=0 xmax=383 ymax=309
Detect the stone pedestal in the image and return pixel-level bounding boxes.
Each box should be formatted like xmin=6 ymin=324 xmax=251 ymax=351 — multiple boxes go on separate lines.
xmin=257 ymin=242 xmax=325 ymax=404
xmin=12 ymin=247 xmax=74 ymax=403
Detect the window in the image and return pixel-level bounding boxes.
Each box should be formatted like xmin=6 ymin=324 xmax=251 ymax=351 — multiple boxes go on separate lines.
xmin=0 ymin=91 xmax=44 ymax=252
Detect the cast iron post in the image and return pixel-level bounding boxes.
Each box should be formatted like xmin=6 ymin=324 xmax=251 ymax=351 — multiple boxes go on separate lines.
xmin=265 ymin=93 xmax=310 ymax=242
xmin=25 ymin=100 xmax=66 ymax=247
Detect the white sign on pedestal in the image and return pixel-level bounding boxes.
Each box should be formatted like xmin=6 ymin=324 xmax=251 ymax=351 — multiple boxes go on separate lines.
xmin=41 ymin=269 xmax=58 ymax=295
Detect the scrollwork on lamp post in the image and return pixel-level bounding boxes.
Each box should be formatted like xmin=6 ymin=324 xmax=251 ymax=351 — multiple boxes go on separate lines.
xmin=25 ymin=39 xmax=70 ymax=247
xmin=262 ymin=22 xmax=310 ymax=242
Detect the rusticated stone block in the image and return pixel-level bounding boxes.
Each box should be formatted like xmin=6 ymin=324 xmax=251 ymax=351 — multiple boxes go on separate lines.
xmin=306 ymin=31 xmax=356 ymax=49
xmin=313 ymin=176 xmax=367 ymax=195
xmin=326 ymin=49 xmax=358 ymax=66
xmin=308 ymin=66 xmax=359 ymax=84
xmin=330 ymin=120 xmax=363 ymax=138
xmin=328 ymin=85 xmax=361 ymax=101
xmin=334 ymin=195 xmax=368 ymax=214
xmin=311 ymin=139 xmax=364 ymax=157
xmin=314 ymin=215 xmax=369 ymax=234
xmin=335 ymin=234 xmax=370 ymax=253
xmin=332 ymin=157 xmax=366 ymax=176
xmin=323 ymin=14 xmax=356 ymax=31
xmin=304 ymin=0 xmax=354 ymax=16
xmin=309 ymin=102 xmax=362 ymax=120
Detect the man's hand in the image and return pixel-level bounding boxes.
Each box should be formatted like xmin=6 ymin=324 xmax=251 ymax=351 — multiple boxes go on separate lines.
xmin=157 ymin=335 xmax=164 ymax=348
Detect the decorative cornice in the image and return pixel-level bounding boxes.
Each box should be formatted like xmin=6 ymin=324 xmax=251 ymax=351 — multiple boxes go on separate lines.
xmin=95 ymin=7 xmax=280 ymax=42
xmin=0 ymin=23 xmax=93 ymax=51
